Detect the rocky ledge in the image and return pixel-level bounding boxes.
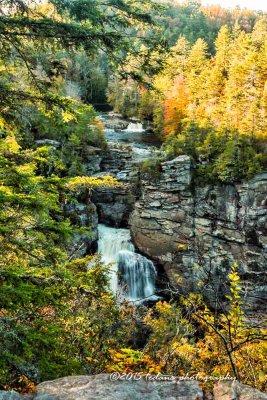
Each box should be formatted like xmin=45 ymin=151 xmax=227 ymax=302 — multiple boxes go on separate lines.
xmin=1 ymin=376 xmax=266 ymax=400
xmin=102 ymin=112 xmax=130 ymax=131
xmin=130 ymin=156 xmax=267 ymax=310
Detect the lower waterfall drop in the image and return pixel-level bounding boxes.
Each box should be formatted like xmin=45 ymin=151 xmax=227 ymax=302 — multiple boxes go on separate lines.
xmin=97 ymin=224 xmax=157 ymax=301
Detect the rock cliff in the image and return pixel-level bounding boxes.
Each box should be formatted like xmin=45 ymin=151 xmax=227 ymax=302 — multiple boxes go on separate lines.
xmin=130 ymin=156 xmax=267 ymax=310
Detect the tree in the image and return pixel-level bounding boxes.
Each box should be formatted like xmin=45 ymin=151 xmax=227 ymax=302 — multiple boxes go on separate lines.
xmin=142 ymin=264 xmax=267 ymax=390
xmin=0 ymin=132 xmax=122 ymax=389
xmin=0 ymin=0 xmax=164 ymax=127
xmin=183 ymin=264 xmax=267 ymax=385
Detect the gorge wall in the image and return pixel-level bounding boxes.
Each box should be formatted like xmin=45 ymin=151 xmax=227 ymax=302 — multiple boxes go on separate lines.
xmin=129 ymin=156 xmax=267 ymax=309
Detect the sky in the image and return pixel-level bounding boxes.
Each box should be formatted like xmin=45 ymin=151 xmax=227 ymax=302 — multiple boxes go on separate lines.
xmin=201 ymin=0 xmax=267 ymax=11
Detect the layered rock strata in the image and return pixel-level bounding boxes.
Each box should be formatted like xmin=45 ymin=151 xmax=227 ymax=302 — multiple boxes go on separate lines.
xmin=130 ymin=156 xmax=267 ymax=309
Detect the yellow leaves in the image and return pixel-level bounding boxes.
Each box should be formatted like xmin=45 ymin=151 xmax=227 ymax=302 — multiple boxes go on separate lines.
xmin=14 ymin=163 xmax=36 ymax=176
xmin=62 ymin=110 xmax=75 ymax=123
xmin=258 ymin=370 xmax=266 ymax=383
xmin=94 ymin=118 xmax=104 ymax=131
xmin=171 ymin=338 xmax=196 ymax=363
xmin=16 ymin=375 xmax=36 ymax=394
xmin=163 ymin=76 xmax=189 ymax=136
xmin=0 ymin=135 xmax=20 ymax=154
xmin=38 ymin=306 xmax=56 ymax=318
xmin=176 ymin=243 xmax=189 ymax=252
xmin=155 ymin=300 xmax=172 ymax=314
xmin=65 ymin=175 xmax=120 ymax=192
xmin=0 ymin=116 xmax=5 ymax=129
xmin=86 ymin=357 xmax=98 ymax=363
xmin=107 ymin=348 xmax=162 ymax=374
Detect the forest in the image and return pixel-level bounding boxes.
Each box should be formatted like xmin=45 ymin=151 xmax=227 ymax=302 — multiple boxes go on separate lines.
xmin=0 ymin=0 xmax=266 ymax=398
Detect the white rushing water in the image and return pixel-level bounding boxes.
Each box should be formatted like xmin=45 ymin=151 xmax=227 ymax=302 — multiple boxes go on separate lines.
xmin=98 ymin=224 xmax=157 ymax=301
xmin=124 ymin=122 xmax=144 ymax=133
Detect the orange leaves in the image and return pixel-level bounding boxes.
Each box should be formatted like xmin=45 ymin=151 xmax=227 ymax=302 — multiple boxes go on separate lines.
xmin=106 ymin=348 xmax=162 ymax=374
xmin=163 ymin=76 xmax=189 ymax=136
xmin=4 ymin=375 xmax=37 ymax=394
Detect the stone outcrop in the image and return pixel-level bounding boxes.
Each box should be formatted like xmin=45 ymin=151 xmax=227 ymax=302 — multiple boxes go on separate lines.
xmin=1 ymin=377 xmax=267 ymax=400
xmin=130 ymin=156 xmax=267 ymax=310
xmin=35 ymin=139 xmax=61 ymax=149
xmin=92 ymin=185 xmax=136 ymax=227
xmin=82 ymin=145 xmax=103 ymax=175
xmin=102 ymin=113 xmax=130 ymax=131
xmin=100 ymin=143 xmax=133 ymax=175
xmin=64 ymin=201 xmax=98 ymax=258
xmin=91 ymin=143 xmax=139 ymax=227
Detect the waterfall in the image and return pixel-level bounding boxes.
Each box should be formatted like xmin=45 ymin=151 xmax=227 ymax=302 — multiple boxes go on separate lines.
xmin=98 ymin=224 xmax=134 ymax=293
xmin=98 ymin=224 xmax=157 ymax=301
xmin=124 ymin=122 xmax=144 ymax=133
xmin=118 ymin=251 xmax=156 ymax=300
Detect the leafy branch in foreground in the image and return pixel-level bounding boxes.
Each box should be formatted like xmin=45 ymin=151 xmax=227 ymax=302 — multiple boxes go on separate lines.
xmin=107 ymin=264 xmax=267 ymax=391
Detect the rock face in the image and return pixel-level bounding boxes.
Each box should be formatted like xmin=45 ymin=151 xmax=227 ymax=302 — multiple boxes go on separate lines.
xmin=130 ymin=156 xmax=267 ymax=309
xmin=100 ymin=143 xmax=134 ymax=175
xmin=91 ymin=143 xmax=139 ymax=227
xmin=82 ymin=146 xmax=103 ymax=175
xmin=64 ymin=201 xmax=98 ymax=258
xmin=92 ymin=186 xmax=135 ymax=227
xmin=35 ymin=139 xmax=61 ymax=149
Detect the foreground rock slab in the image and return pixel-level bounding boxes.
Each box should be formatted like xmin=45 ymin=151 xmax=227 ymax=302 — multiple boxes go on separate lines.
xmin=1 ymin=377 xmax=267 ymax=400
xmin=36 ymin=375 xmax=203 ymax=400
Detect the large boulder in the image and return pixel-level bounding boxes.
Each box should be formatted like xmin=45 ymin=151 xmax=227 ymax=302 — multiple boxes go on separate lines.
xmin=213 ymin=381 xmax=267 ymax=400
xmin=0 ymin=392 xmax=24 ymax=400
xmin=35 ymin=374 xmax=203 ymax=400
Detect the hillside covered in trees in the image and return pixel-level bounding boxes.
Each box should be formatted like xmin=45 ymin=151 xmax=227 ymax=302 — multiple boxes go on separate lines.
xmin=0 ymin=0 xmax=266 ymax=398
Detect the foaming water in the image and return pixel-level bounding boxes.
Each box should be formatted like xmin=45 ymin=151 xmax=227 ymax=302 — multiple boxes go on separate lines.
xmin=98 ymin=224 xmax=156 ymax=300
xmin=118 ymin=250 xmax=156 ymax=300
xmin=124 ymin=122 xmax=144 ymax=133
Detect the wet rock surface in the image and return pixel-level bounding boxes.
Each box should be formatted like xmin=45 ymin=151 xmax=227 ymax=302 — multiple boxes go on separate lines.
xmin=101 ymin=112 xmax=130 ymax=131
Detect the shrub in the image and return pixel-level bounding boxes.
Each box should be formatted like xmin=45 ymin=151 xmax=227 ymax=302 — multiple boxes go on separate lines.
xmin=140 ymin=158 xmax=162 ymax=181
